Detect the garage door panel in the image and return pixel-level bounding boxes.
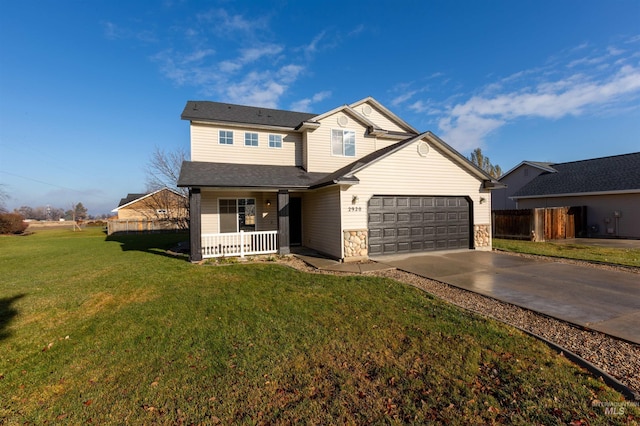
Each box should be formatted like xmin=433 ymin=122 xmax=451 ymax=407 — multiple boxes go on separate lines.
xmin=410 ymin=212 xmax=422 ymax=222
xmin=397 ymin=213 xmax=410 ymax=222
xmin=369 ymin=213 xmax=382 ymax=224
xmin=383 ymin=228 xmax=396 ymax=238
xmin=368 ymin=195 xmax=470 ymax=255
xmin=397 ymin=227 xmax=410 ymax=237
xmin=383 ymin=198 xmax=395 ymax=208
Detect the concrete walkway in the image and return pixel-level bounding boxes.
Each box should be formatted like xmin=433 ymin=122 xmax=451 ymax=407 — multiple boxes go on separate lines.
xmin=293 ymin=246 xmax=640 ymax=343
xmin=294 ymin=252 xmax=393 ymax=273
xmin=378 ymin=250 xmax=640 ymax=344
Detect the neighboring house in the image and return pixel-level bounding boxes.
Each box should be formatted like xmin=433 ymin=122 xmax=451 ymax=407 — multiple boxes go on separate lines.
xmin=177 ymin=97 xmax=503 ymax=262
xmin=491 ymin=161 xmax=556 ymax=210
xmin=494 ymin=153 xmax=640 ymax=239
xmin=109 ymin=187 xmax=188 ymax=234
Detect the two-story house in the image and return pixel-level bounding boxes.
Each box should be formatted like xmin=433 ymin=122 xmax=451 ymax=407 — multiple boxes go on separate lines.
xmin=178 ymin=97 xmax=502 ymax=262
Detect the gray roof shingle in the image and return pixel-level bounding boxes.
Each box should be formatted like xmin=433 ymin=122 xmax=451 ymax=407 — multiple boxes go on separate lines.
xmin=181 ymin=101 xmax=317 ymax=128
xmin=512 ymin=152 xmax=640 ymax=198
xmin=177 ymin=161 xmax=328 ymax=189
xmin=118 ymin=193 xmax=147 ymax=207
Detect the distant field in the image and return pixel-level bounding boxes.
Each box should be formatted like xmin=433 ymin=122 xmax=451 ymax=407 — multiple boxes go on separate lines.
xmin=1 ymin=228 xmax=636 ymax=424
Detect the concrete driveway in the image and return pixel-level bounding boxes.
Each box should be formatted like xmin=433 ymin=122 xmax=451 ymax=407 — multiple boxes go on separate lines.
xmin=378 ymin=250 xmax=640 ymax=344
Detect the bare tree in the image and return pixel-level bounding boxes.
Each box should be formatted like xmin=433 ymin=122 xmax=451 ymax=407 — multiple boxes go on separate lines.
xmin=0 ymin=185 xmax=8 ymax=213
xmin=146 ymin=146 xmax=188 ymax=193
xmin=144 ymin=146 xmax=190 ymax=229
xmin=469 ymin=148 xmax=502 ymax=179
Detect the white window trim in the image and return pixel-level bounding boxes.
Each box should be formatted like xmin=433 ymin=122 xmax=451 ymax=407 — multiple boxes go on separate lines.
xmin=331 ymin=129 xmax=356 ymax=157
xmin=219 ymin=130 xmax=234 ymax=145
xmin=244 ymin=132 xmax=259 ymax=147
xmin=268 ymin=134 xmax=282 ymax=149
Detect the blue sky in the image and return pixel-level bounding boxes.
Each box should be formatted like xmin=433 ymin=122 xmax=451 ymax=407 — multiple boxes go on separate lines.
xmin=1 ymin=1 xmax=639 ymax=216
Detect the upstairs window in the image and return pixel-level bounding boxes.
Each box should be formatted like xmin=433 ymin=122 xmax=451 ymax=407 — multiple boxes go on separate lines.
xmin=331 ymin=129 xmax=356 ymax=157
xmin=219 ymin=130 xmax=233 ymax=145
xmin=245 ymin=132 xmax=259 ymax=147
xmin=269 ymin=134 xmax=282 ymax=148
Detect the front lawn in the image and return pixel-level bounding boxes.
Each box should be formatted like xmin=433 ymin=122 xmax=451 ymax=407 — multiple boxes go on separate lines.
xmin=1 ymin=228 xmax=636 ymax=424
xmin=493 ymin=238 xmax=640 ymax=267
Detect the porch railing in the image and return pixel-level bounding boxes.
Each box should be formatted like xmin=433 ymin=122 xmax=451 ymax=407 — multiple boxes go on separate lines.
xmin=201 ymin=230 xmax=278 ymax=258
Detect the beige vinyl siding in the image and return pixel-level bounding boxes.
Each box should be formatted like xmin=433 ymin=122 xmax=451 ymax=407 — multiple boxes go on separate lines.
xmin=117 ymin=208 xmax=155 ymax=220
xmin=517 ymin=193 xmax=640 ymax=239
xmin=340 ymin=140 xmax=491 ymax=231
xmin=302 ymin=186 xmax=343 ymax=258
xmin=190 ymin=123 xmax=302 ymax=166
xmin=306 ymin=113 xmax=377 ymax=173
xmin=117 ymin=190 xmax=188 ymax=220
xmin=200 ymin=189 xmax=278 ymax=234
xmin=353 ymin=101 xmax=409 ymax=133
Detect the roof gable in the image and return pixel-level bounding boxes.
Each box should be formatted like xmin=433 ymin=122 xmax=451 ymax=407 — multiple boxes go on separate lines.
xmin=113 ymin=188 xmax=185 ymax=212
xmin=349 ymin=97 xmax=418 ymax=134
xmin=499 ymin=160 xmax=557 ymax=181
xmin=512 ymin=152 xmax=640 ymax=198
xmin=312 ymin=131 xmax=496 ymax=188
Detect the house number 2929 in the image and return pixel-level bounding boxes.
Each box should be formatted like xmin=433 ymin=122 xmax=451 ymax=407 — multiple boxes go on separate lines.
xmin=348 ymin=207 xmax=362 ymax=212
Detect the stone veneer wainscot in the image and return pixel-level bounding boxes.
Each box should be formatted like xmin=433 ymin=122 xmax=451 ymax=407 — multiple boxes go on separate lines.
xmin=344 ymin=229 xmax=368 ymax=260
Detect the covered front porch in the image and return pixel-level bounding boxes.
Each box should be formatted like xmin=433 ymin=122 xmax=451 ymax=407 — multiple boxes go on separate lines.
xmin=187 ymin=188 xmax=300 ymax=261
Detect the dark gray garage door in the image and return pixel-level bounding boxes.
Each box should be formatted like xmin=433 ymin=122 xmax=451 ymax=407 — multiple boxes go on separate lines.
xmin=368 ymin=196 xmax=470 ymax=256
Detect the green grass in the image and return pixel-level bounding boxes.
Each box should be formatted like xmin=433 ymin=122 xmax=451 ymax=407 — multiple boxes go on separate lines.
xmin=1 ymin=228 xmax=637 ymax=424
xmin=493 ymin=238 xmax=640 ymax=267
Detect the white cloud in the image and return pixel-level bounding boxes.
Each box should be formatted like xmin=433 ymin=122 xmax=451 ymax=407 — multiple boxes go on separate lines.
xmin=304 ymin=31 xmax=326 ymax=55
xmin=196 ymin=9 xmax=261 ymax=34
xmin=437 ymin=63 xmax=640 ymax=150
xmin=219 ymin=44 xmax=284 ymax=73
xmin=221 ymin=64 xmax=307 ymax=108
xmin=391 ymin=91 xmax=417 ymax=106
xmin=103 ymin=21 xmax=156 ymax=42
xmin=290 ymin=91 xmax=331 ymax=112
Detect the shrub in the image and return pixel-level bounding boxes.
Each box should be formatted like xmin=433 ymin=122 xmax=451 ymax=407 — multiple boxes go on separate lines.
xmin=0 ymin=213 xmax=29 ymax=234
xmin=86 ymin=220 xmax=106 ymax=227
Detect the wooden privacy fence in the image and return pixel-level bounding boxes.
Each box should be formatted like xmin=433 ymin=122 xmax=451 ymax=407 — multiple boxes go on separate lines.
xmin=492 ymin=206 xmax=586 ymax=241
xmin=107 ymin=219 xmax=185 ymax=235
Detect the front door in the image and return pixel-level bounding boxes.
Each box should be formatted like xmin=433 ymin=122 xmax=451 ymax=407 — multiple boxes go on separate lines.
xmin=289 ymin=197 xmax=302 ymax=246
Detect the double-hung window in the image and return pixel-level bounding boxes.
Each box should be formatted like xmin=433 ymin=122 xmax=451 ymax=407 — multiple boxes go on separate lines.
xmin=245 ymin=132 xmax=259 ymax=147
xmin=269 ymin=134 xmax=282 ymax=148
xmin=219 ymin=130 xmax=233 ymax=145
xmin=331 ymin=129 xmax=356 ymax=157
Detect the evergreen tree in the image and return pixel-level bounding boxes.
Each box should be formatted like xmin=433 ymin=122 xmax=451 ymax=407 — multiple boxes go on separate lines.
xmin=469 ymin=148 xmax=502 ymax=178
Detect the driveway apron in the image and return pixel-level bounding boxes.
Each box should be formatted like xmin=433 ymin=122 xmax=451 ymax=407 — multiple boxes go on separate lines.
xmin=379 ymin=251 xmax=640 ymax=344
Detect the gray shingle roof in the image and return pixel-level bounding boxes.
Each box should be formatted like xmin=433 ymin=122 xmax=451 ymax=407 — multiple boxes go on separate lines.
xmin=512 ymin=152 xmax=640 ymax=198
xmin=177 ymin=161 xmax=328 ymax=189
xmin=181 ymin=101 xmax=317 ymax=128
xmin=118 ymin=193 xmax=147 ymax=207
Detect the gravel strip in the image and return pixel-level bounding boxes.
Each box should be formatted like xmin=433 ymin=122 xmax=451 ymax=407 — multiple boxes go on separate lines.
xmin=279 ymin=255 xmax=640 ymax=399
